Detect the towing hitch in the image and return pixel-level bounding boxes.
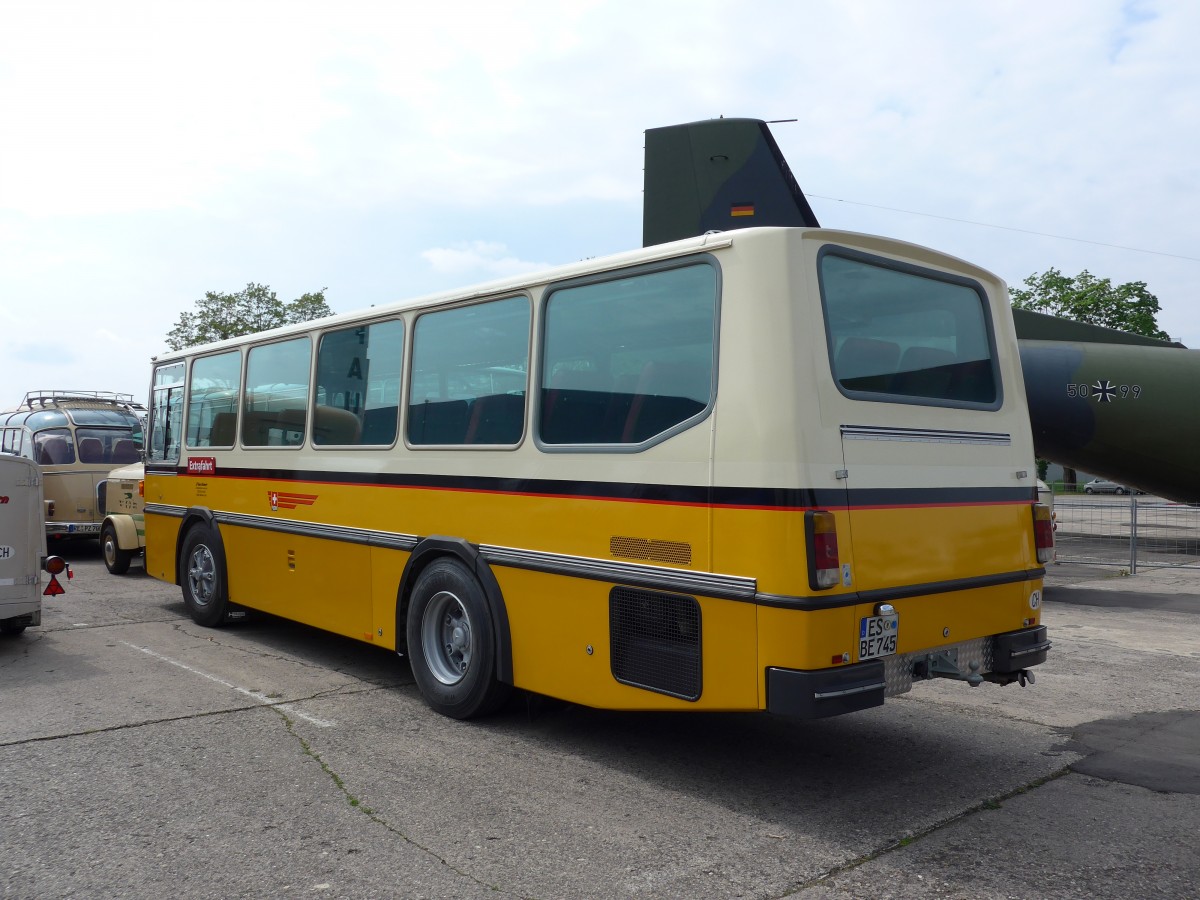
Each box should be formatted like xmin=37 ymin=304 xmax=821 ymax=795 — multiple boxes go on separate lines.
xmin=912 ymin=648 xmax=1039 ymax=689
xmin=912 ymin=648 xmax=985 ymax=686
xmin=983 ymin=668 xmax=1037 ymax=688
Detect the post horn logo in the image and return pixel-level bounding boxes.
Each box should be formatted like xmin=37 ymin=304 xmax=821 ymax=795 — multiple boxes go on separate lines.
xmin=268 ymin=491 xmax=318 ymax=511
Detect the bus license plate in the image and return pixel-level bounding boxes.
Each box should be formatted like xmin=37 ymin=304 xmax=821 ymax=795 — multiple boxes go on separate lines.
xmin=859 ymin=613 xmax=898 ymax=660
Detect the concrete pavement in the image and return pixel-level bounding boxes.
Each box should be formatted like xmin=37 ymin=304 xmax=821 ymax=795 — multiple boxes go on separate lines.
xmin=1 ymin=546 xmax=1197 ymax=898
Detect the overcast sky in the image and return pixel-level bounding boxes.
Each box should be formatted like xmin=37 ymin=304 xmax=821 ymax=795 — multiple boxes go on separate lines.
xmin=2 ymin=0 xmax=1197 ymax=403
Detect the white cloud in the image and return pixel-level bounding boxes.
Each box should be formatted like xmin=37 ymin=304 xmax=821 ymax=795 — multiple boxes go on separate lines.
xmin=420 ymin=241 xmax=551 ymax=278
xmin=2 ymin=0 xmax=1200 ymax=402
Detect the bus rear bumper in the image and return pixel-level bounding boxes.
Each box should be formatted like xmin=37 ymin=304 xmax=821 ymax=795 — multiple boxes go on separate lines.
xmin=766 ymin=661 xmax=886 ymax=719
xmin=766 ymin=625 xmax=1051 ymax=718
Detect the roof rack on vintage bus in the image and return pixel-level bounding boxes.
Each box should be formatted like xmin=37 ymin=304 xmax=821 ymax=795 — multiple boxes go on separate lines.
xmin=17 ymin=390 xmax=146 ymax=412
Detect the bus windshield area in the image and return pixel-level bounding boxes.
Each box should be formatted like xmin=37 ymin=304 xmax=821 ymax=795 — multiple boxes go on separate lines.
xmin=33 ymin=427 xmax=142 ymax=466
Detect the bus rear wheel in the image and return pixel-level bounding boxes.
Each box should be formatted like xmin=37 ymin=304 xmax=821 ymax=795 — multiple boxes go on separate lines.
xmin=101 ymin=523 xmax=132 ymax=575
xmin=180 ymin=524 xmax=229 ymax=627
xmin=406 ymin=558 xmax=510 ymax=719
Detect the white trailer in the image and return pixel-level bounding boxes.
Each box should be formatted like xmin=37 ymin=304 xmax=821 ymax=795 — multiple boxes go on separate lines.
xmin=1 ymin=454 xmax=67 ymax=635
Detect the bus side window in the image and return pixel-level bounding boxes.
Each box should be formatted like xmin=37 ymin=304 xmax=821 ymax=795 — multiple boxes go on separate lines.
xmin=540 ymin=263 xmax=717 ymax=447
xmin=620 ymin=361 xmax=709 ymax=444
xmin=407 ymin=297 xmax=529 ymax=447
xmin=541 ymin=369 xmax=618 ymax=444
xmin=209 ymin=413 xmax=238 ymax=446
xmin=408 ymin=399 xmax=469 ymax=445
xmin=312 ymin=406 xmax=362 ymax=444
xmin=361 ymin=407 xmax=399 ymax=444
xmin=464 ymin=393 xmax=525 ymax=444
xmin=314 ymin=319 xmax=404 ymax=447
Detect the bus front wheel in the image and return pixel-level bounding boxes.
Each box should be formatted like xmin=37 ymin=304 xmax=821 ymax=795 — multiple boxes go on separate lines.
xmin=406 ymin=558 xmax=510 ymax=719
xmin=101 ymin=523 xmax=132 ymax=575
xmin=180 ymin=524 xmax=229 ymax=627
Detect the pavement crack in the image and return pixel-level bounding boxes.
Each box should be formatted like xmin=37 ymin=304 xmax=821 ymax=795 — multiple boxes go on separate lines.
xmin=777 ymin=765 xmax=1075 ymax=897
xmin=0 ymin=703 xmax=275 ymax=748
xmin=273 ymin=709 xmax=514 ymax=896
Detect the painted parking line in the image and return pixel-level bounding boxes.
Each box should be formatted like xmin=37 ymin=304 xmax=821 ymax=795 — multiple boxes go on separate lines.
xmin=121 ymin=641 xmax=336 ymax=728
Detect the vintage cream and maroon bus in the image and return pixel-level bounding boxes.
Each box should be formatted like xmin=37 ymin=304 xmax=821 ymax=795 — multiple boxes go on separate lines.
xmin=142 ymin=227 xmax=1052 ymax=719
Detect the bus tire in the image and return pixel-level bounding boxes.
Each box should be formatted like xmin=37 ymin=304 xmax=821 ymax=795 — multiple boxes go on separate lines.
xmin=406 ymin=558 xmax=511 ymax=719
xmin=101 ymin=523 xmax=132 ymax=575
xmin=180 ymin=523 xmax=229 ymax=627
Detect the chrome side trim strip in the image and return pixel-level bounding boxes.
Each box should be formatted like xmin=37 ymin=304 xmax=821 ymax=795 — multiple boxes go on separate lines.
xmin=143 ymin=503 xmax=1040 ymax=608
xmin=841 ymin=425 xmax=1011 ymax=446
xmin=149 ymin=505 xmax=748 ymax=592
xmin=144 ymin=503 xmax=184 ymax=518
xmin=144 ymin=504 xmax=418 ymax=551
xmin=214 ymin=511 xmax=419 ymax=551
xmin=478 ymin=544 xmax=758 ymax=600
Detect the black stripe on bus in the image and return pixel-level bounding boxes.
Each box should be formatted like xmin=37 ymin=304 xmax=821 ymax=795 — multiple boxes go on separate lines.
xmin=755 ymin=567 xmax=1047 ymax=610
xmin=151 ymin=465 xmax=1035 ymax=510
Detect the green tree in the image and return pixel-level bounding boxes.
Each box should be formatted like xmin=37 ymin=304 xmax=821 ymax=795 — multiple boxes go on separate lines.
xmin=166 ymin=283 xmax=333 ymax=351
xmin=1010 ymin=268 xmax=1170 ymax=341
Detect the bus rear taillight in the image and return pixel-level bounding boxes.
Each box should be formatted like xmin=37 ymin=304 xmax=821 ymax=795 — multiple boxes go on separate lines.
xmin=1033 ymin=503 xmax=1053 ymax=564
xmin=805 ymin=510 xmax=840 ymax=590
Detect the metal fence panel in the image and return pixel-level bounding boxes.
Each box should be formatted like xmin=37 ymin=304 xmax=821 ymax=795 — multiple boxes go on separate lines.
xmin=1052 ymin=494 xmax=1200 ymax=571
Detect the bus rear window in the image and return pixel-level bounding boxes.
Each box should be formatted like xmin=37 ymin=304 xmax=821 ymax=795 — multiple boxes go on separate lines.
xmin=820 ymin=250 xmax=999 ymax=407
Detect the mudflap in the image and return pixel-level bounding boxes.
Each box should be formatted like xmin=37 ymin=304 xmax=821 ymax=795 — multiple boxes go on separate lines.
xmin=766 ymin=660 xmax=885 ymax=719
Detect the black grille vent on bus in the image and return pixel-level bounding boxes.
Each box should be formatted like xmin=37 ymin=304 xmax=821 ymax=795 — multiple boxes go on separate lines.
xmin=96 ymin=480 xmax=108 ymax=519
xmin=609 ymin=587 xmax=702 ymax=701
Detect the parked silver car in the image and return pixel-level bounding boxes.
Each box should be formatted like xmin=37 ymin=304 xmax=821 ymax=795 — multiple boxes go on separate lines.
xmin=1083 ymin=479 xmax=1140 ymax=494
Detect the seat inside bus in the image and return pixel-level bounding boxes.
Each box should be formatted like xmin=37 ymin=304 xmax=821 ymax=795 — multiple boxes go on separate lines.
xmin=37 ymin=436 xmax=75 ymax=465
xmin=78 ymin=437 xmax=105 ymax=463
xmin=112 ymin=439 xmax=140 ymax=463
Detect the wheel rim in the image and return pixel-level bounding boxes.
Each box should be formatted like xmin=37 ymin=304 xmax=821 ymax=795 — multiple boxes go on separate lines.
xmin=421 ymin=590 xmax=473 ymax=686
xmin=102 ymin=533 xmax=118 ymax=567
xmin=186 ymin=544 xmax=216 ymax=608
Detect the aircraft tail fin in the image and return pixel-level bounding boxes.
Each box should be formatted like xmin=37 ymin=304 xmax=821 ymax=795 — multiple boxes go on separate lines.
xmin=643 ymin=118 xmax=819 ymax=247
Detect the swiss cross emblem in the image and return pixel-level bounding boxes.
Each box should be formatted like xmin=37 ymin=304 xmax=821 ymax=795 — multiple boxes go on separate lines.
xmin=266 ymin=490 xmax=316 ymax=511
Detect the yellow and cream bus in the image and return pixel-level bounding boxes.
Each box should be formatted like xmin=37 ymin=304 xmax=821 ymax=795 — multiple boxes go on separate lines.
xmin=143 ymin=227 xmax=1052 ymax=719
xmin=0 ymin=391 xmax=145 ymax=540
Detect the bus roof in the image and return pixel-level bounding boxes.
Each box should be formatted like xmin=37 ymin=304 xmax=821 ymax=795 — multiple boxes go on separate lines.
xmin=149 ymin=224 xmax=1001 ymax=364
xmin=151 ymin=229 xmax=744 ymax=363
